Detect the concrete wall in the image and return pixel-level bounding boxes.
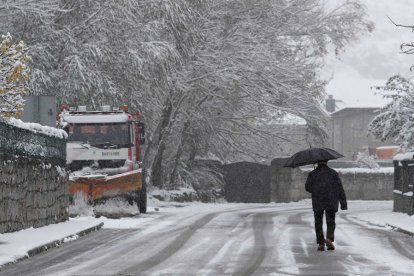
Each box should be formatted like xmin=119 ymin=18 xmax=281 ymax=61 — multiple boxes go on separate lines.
xmin=271 ymin=158 xmax=394 ymax=203
xmin=0 ymin=153 xmax=69 ymax=233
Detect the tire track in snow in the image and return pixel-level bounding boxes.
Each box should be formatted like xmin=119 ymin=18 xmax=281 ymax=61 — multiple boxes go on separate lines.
xmin=233 ymin=211 xmax=280 ymax=276
xmin=121 ymin=212 xmax=219 ymax=275
xmin=125 ymin=206 xmax=289 ymax=275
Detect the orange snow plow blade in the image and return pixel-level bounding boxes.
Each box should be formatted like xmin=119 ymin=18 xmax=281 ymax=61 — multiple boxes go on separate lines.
xmin=69 ymin=170 xmax=142 ymax=204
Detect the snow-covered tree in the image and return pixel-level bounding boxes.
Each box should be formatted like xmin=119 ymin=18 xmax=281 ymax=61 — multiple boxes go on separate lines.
xmin=145 ymin=0 xmax=373 ymax=188
xmin=0 ymin=0 xmax=59 ymax=17
xmin=0 ymin=33 xmax=30 ymax=119
xmin=368 ymin=75 xmax=414 ymax=150
xmin=368 ymin=19 xmax=414 ymax=151
xmin=1 ymin=0 xmax=373 ymax=195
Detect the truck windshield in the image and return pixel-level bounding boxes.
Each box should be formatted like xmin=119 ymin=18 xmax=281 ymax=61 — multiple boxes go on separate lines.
xmin=67 ymin=123 xmax=130 ymax=146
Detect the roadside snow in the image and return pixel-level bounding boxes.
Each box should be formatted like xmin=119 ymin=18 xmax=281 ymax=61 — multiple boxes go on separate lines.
xmin=0 ymin=217 xmax=103 ymax=267
xmin=1 ymin=200 xmax=413 ymax=270
xmin=347 ymin=201 xmax=414 ymax=234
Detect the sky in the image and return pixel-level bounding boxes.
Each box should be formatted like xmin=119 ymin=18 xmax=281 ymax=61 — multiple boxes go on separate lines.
xmin=324 ymin=0 xmax=414 ymax=108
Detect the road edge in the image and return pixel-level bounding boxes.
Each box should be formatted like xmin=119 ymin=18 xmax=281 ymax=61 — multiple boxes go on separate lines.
xmin=386 ymin=223 xmax=414 ymax=236
xmin=1 ymin=222 xmax=104 ymax=269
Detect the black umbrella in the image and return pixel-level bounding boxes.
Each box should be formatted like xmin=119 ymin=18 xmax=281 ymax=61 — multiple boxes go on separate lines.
xmin=284 ymin=147 xmax=344 ymax=168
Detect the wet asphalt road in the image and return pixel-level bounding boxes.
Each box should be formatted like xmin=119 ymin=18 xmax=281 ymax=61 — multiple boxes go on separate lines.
xmin=1 ymin=202 xmax=413 ymax=276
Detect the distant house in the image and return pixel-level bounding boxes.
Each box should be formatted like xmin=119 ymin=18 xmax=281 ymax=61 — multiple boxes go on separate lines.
xmin=265 ymin=109 xmax=329 ymax=158
xmin=329 ymin=107 xmax=396 ymax=159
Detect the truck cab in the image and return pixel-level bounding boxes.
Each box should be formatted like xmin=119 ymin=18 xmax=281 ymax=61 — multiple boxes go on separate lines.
xmin=59 ymin=105 xmax=146 ymax=213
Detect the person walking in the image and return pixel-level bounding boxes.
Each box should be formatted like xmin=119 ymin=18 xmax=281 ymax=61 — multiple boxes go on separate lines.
xmin=305 ymin=160 xmax=347 ymax=251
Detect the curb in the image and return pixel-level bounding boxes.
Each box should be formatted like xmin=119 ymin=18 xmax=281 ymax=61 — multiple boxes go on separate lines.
xmin=2 ymin=222 xmax=104 ymax=268
xmin=347 ymin=215 xmax=414 ymax=237
xmin=386 ymin=223 xmax=414 ymax=236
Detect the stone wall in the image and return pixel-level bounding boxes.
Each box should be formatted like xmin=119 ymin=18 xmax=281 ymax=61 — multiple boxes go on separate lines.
xmin=271 ymin=157 xmax=394 ymax=203
xmin=0 ymin=153 xmax=69 ymax=233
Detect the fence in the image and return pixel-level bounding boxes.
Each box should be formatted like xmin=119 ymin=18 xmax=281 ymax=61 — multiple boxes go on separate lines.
xmin=393 ymin=160 xmax=414 ymax=215
xmin=0 ymin=120 xmax=68 ymax=233
xmin=0 ymin=121 xmax=66 ymax=163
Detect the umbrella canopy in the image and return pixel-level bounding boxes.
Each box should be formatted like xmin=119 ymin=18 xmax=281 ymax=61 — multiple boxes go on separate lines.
xmin=284 ymin=147 xmax=344 ymax=168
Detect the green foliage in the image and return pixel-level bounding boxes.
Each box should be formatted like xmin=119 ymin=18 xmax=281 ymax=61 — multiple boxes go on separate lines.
xmin=0 ymin=33 xmax=30 ymax=119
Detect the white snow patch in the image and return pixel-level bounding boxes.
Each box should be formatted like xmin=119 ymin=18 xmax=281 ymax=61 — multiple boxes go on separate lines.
xmin=7 ymin=117 xmax=67 ymax=139
xmin=301 ymin=167 xmax=394 ymax=174
xmin=61 ymin=113 xmax=129 ymax=124
xmin=93 ymin=198 xmax=139 ymax=217
xmin=63 ymin=234 xmax=79 ymax=243
xmin=0 ymin=217 xmax=103 ymax=267
xmin=335 ymin=167 xmax=394 ymax=174
xmin=275 ymin=227 xmax=300 ymax=275
xmin=101 ymin=216 xmax=154 ymax=229
xmin=349 ymin=201 xmax=414 ymax=236
xmin=393 ymin=152 xmax=414 ymax=161
xmin=69 ymin=192 xmax=94 ymax=217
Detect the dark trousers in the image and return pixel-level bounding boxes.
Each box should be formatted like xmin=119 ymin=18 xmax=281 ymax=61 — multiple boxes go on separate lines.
xmin=314 ymin=210 xmax=336 ymax=244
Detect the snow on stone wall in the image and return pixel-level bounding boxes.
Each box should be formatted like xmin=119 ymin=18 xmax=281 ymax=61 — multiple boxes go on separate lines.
xmin=0 ymin=153 xmax=69 ymax=234
xmin=7 ymin=118 xmax=67 ymax=139
xmin=0 ymin=120 xmax=66 ymax=161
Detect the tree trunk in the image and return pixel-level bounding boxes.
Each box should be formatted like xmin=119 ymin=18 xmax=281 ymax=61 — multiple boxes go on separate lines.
xmin=145 ymin=98 xmax=173 ymax=188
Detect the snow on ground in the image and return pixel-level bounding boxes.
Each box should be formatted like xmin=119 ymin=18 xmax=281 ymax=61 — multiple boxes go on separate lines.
xmin=0 ymin=217 xmax=103 ymax=266
xmin=347 ymin=200 xmax=414 ymax=233
xmin=0 ymin=200 xmax=413 ymax=269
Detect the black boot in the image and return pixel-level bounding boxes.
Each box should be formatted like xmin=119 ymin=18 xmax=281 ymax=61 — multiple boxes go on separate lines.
xmin=326 ymin=239 xmax=335 ymax=250
xmin=317 ymin=243 xmax=325 ymax=251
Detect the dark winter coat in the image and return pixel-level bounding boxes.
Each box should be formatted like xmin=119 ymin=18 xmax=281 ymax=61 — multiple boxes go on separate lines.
xmin=305 ymin=164 xmax=347 ymax=212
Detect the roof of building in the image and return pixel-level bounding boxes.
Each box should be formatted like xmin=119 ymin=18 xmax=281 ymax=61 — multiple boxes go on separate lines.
xmin=330 ymin=107 xmax=380 ymax=117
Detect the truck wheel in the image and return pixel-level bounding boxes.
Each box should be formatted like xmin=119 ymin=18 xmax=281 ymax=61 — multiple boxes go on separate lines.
xmin=139 ymin=187 xmax=147 ymax=213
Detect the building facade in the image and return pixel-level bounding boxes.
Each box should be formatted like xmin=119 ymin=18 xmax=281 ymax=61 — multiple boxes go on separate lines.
xmin=329 ymin=107 xmax=395 ymax=159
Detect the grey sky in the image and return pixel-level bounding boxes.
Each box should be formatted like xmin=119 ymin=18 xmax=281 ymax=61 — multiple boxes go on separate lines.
xmin=324 ymin=0 xmax=413 ymax=108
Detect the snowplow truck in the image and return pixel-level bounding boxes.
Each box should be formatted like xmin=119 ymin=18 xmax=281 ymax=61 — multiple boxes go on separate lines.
xmin=59 ymin=105 xmax=146 ymax=213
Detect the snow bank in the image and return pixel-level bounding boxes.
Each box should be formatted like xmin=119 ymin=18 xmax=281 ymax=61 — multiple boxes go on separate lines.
xmin=7 ymin=118 xmax=67 ymax=139
xmin=69 ymin=192 xmax=139 ymax=218
xmin=349 ymin=201 xmax=414 ymax=234
xmin=0 ymin=217 xmax=103 ymax=267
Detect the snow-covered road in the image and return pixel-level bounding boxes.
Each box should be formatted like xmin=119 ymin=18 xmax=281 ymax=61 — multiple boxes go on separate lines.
xmin=1 ymin=201 xmax=413 ymax=276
